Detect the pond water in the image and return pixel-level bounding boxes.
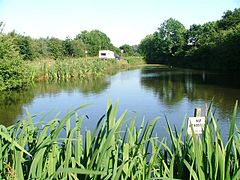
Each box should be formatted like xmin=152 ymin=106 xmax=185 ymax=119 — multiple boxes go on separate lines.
xmin=0 ymin=66 xmax=240 ymax=140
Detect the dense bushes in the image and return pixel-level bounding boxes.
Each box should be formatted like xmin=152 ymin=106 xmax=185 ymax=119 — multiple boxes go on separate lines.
xmin=0 ymin=34 xmax=31 ymax=91
xmin=5 ymin=29 xmax=126 ymax=61
xmin=0 ymin=21 xmax=142 ymax=91
xmin=139 ymin=8 xmax=240 ymax=71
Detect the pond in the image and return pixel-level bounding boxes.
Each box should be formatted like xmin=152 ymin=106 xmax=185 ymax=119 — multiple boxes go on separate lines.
xmin=1 ymin=66 xmax=240 ymax=140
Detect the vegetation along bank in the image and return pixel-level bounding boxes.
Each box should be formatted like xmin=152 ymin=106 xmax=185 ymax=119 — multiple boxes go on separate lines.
xmin=139 ymin=8 xmax=240 ymax=71
xmin=1 ymin=8 xmax=239 ymax=91
xmin=0 ymin=21 xmax=144 ymax=91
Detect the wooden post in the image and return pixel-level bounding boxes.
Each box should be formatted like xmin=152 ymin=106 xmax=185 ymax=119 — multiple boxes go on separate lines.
xmin=194 ymin=108 xmax=201 ymax=139
xmin=194 ymin=108 xmax=201 ymax=117
xmin=188 ymin=107 xmax=205 ymax=138
xmin=205 ymin=103 xmax=208 ymax=118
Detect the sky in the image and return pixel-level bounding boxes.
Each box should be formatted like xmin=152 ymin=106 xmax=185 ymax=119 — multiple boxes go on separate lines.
xmin=0 ymin=0 xmax=239 ymax=47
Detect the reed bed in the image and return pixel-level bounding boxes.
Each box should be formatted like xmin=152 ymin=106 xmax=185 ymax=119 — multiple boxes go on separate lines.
xmin=0 ymin=101 xmax=239 ymax=179
xmin=31 ymin=58 xmax=130 ymax=81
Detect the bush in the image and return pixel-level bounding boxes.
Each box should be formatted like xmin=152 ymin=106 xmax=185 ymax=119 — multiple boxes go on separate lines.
xmin=0 ymin=35 xmax=31 ymax=91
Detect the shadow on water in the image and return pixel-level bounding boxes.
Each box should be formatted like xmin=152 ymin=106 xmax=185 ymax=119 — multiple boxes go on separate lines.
xmin=0 ymin=78 xmax=110 ymax=126
xmin=140 ymin=67 xmax=240 ymax=112
xmin=35 ymin=78 xmax=110 ymax=96
xmin=0 ymin=66 xmax=239 ymax=141
xmin=0 ymin=90 xmax=35 ymax=126
xmin=140 ymin=66 xmax=240 ymax=141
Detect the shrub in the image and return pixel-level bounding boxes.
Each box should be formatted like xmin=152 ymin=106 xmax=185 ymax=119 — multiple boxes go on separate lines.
xmin=0 ymin=34 xmax=31 ymax=90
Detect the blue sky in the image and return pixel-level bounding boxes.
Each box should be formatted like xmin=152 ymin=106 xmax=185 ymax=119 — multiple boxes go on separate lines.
xmin=0 ymin=0 xmax=239 ymax=46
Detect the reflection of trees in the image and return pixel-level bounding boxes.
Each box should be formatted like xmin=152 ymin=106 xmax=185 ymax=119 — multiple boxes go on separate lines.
xmin=141 ymin=67 xmax=240 ymax=111
xmin=0 ymin=78 xmax=109 ymax=126
xmin=78 ymin=78 xmax=109 ymax=95
xmin=0 ymin=90 xmax=35 ymax=126
xmin=141 ymin=70 xmax=187 ymax=105
xmin=34 ymin=78 xmax=110 ymax=95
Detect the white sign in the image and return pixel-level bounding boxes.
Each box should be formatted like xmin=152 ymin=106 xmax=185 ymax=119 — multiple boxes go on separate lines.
xmin=187 ymin=117 xmax=205 ymax=135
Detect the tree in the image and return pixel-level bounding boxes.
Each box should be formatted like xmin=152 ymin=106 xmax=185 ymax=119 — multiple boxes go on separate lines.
xmin=217 ymin=8 xmax=240 ymax=30
xmin=16 ymin=35 xmax=34 ymax=60
xmin=62 ymin=37 xmax=86 ymax=58
xmin=75 ymin=30 xmax=114 ymax=56
xmin=7 ymin=31 xmax=35 ymax=60
xmin=139 ymin=34 xmax=160 ymax=63
xmin=47 ymin=37 xmax=64 ymax=60
xmin=37 ymin=38 xmax=50 ymax=58
xmin=62 ymin=37 xmax=75 ymax=57
xmin=186 ymin=24 xmax=202 ymax=47
xmin=196 ymin=22 xmax=218 ymax=48
xmin=119 ymin=44 xmax=135 ymax=56
xmin=157 ymin=18 xmax=186 ymax=57
xmin=139 ymin=18 xmax=186 ymax=64
xmin=71 ymin=39 xmax=85 ymax=57
xmin=0 ymin=34 xmax=30 ymax=90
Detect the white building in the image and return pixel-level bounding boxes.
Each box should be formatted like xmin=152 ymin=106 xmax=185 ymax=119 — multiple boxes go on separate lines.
xmin=99 ymin=50 xmax=115 ymax=59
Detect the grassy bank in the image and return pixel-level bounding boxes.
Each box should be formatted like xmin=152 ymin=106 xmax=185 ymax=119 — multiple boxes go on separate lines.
xmin=0 ymin=56 xmax=145 ymax=91
xmin=0 ymin=101 xmax=239 ymax=179
xmin=29 ymin=57 xmax=145 ymax=81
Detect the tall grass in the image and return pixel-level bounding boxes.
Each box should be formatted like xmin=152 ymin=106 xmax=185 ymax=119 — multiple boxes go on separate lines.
xmin=124 ymin=56 xmax=145 ymax=65
xmin=31 ymin=58 xmax=134 ymax=81
xmin=0 ymin=101 xmax=239 ymax=179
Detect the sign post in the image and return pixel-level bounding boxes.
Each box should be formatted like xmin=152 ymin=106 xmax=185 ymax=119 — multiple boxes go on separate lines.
xmin=187 ymin=116 xmax=205 ymax=135
xmin=187 ymin=108 xmax=205 ymax=138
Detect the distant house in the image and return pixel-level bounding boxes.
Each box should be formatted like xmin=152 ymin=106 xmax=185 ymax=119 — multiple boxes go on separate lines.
xmin=99 ymin=50 xmax=115 ymax=59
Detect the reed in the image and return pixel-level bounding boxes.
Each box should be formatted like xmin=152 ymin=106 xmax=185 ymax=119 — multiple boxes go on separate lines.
xmin=0 ymin=101 xmax=239 ymax=179
xmin=32 ymin=58 xmax=131 ymax=81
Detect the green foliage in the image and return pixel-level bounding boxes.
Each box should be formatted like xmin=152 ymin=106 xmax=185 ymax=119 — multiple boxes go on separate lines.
xmin=62 ymin=37 xmax=75 ymax=57
xmin=0 ymin=21 xmax=122 ymax=62
xmin=33 ymin=58 xmax=131 ymax=81
xmin=47 ymin=37 xmax=64 ymax=60
xmin=75 ymin=30 xmax=115 ymax=56
xmin=124 ymin=56 xmax=145 ymax=65
xmin=15 ymin=35 xmax=34 ymax=60
xmin=157 ymin=18 xmax=186 ymax=57
xmin=63 ymin=38 xmax=85 ymax=57
xmin=119 ymin=44 xmax=139 ymax=56
xmin=139 ymin=8 xmax=240 ymax=71
xmin=0 ymin=101 xmax=239 ymax=179
xmin=37 ymin=38 xmax=51 ymax=58
xmin=0 ymin=34 xmax=32 ymax=91
xmin=71 ymin=39 xmax=86 ymax=57
xmin=0 ymin=22 xmax=143 ymax=91
xmin=7 ymin=31 xmax=38 ymax=60
xmin=184 ymin=22 xmax=240 ymax=70
xmin=139 ymin=34 xmax=159 ymax=63
xmin=139 ymin=18 xmax=186 ymax=64
xmin=217 ymin=8 xmax=240 ymax=30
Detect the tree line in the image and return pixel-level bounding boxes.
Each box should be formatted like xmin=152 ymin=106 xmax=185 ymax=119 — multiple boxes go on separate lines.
xmin=139 ymin=8 xmax=240 ymax=71
xmin=0 ymin=23 xmax=139 ymax=90
xmin=0 ymin=26 xmax=139 ymax=61
xmin=0 ymin=8 xmax=239 ymax=91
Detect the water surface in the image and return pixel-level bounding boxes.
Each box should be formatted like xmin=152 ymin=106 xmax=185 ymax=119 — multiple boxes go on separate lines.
xmin=1 ymin=66 xmax=239 ymax=139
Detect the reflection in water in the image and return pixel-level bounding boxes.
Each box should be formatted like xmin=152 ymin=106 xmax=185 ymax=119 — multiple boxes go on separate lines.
xmin=0 ymin=78 xmax=109 ymax=126
xmin=0 ymin=66 xmax=239 ymax=141
xmin=34 ymin=78 xmax=110 ymax=96
xmin=141 ymin=67 xmax=240 ymax=116
xmin=141 ymin=69 xmax=187 ymax=105
xmin=0 ymin=90 xmax=35 ymax=126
